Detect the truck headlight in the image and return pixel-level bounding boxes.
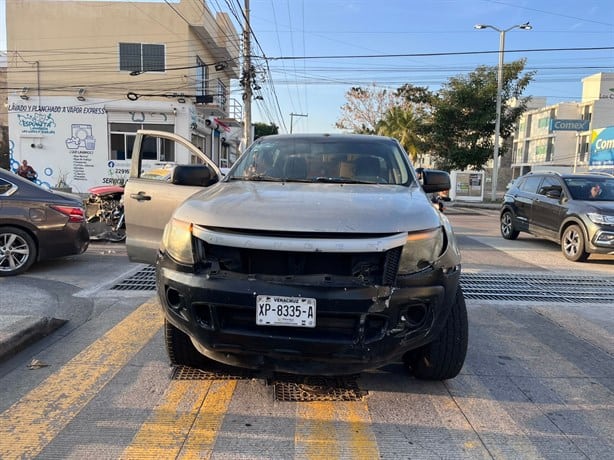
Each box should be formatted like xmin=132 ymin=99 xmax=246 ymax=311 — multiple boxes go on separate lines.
xmin=161 ymin=218 xmax=194 ymax=264
xmin=398 ymin=227 xmax=445 ymax=274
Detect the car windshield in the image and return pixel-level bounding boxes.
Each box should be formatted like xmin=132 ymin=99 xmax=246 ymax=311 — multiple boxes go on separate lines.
xmin=564 ymin=177 xmax=614 ymax=201
xmin=228 ymin=136 xmax=412 ymax=185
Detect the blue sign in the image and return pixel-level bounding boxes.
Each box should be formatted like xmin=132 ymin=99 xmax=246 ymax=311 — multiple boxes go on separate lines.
xmin=550 ymin=119 xmax=590 ymax=131
xmin=590 ymin=127 xmax=614 ymax=166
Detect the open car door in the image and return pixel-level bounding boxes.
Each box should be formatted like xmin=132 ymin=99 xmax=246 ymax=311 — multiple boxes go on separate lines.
xmin=124 ymin=130 xmax=221 ymax=264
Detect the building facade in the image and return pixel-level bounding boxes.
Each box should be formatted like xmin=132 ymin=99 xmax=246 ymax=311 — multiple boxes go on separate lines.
xmin=6 ymin=0 xmax=241 ymax=192
xmin=510 ymin=72 xmax=614 ymax=178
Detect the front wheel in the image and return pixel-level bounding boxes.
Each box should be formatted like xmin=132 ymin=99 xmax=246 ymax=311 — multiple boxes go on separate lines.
xmin=404 ymin=288 xmax=468 ymax=380
xmin=0 ymin=227 xmax=37 ymax=276
xmin=165 ymin=319 xmax=209 ymax=368
xmin=105 ymin=228 xmax=126 ymax=243
xmin=500 ymin=211 xmax=520 ymax=240
xmin=561 ymin=224 xmax=589 ymax=262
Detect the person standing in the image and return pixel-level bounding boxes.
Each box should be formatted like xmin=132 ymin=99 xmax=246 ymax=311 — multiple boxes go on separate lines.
xmin=17 ymin=160 xmax=38 ymax=181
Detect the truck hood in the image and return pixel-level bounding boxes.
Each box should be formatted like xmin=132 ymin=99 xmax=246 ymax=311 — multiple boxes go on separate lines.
xmin=174 ymin=180 xmax=441 ymax=234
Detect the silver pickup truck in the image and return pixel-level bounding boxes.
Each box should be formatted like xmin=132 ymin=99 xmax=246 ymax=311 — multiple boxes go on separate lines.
xmin=125 ymin=131 xmax=466 ymax=380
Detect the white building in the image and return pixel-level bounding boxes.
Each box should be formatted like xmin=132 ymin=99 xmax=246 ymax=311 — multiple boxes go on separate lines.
xmin=5 ymin=0 xmax=242 ymax=193
xmin=510 ymin=72 xmax=614 ymax=178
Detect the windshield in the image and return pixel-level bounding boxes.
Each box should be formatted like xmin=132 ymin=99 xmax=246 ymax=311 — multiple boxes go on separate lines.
xmin=564 ymin=177 xmax=614 ymax=201
xmin=228 ymin=136 xmax=412 ymax=185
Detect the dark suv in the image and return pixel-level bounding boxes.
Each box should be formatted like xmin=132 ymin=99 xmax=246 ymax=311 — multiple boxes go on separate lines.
xmin=500 ymin=171 xmax=614 ymax=261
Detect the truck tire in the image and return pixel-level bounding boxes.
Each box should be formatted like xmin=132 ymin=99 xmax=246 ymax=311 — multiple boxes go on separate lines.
xmin=405 ymin=287 xmax=468 ymax=380
xmin=164 ymin=319 xmax=208 ymax=368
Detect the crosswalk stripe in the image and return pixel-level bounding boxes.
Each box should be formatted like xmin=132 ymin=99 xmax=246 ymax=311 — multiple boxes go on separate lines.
xmin=295 ymin=401 xmax=379 ymax=459
xmin=121 ymin=379 xmax=236 ymax=459
xmin=0 ymin=298 xmax=162 ymax=459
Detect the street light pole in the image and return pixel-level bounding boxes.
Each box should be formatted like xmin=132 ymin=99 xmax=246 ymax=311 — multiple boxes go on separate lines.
xmin=289 ymin=113 xmax=308 ymax=134
xmin=474 ymin=22 xmax=532 ymax=201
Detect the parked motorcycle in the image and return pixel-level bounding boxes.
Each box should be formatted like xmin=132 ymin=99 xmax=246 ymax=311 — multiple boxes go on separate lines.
xmin=85 ymin=184 xmax=126 ymax=242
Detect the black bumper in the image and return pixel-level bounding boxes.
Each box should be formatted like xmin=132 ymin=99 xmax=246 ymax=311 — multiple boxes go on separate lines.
xmin=156 ymin=254 xmax=461 ymax=375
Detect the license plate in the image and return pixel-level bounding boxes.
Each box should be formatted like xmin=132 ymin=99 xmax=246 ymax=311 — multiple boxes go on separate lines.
xmin=256 ymin=295 xmax=316 ymax=328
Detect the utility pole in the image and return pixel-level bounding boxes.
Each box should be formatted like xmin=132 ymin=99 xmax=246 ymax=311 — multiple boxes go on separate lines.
xmin=289 ymin=113 xmax=308 ymax=133
xmin=241 ymin=0 xmax=252 ymax=152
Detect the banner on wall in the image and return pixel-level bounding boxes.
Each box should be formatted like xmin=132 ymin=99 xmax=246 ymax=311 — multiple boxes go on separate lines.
xmin=589 ymin=127 xmax=614 ymax=166
xmin=7 ymin=98 xmax=109 ymax=192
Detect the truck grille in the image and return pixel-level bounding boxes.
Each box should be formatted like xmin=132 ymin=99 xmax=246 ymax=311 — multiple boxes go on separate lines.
xmin=200 ymin=243 xmax=402 ymax=285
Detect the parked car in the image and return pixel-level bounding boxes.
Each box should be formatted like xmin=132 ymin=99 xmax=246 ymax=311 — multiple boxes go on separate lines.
xmin=0 ymin=169 xmax=89 ymax=276
xmin=500 ymin=171 xmax=614 ymax=261
xmin=125 ymin=131 xmax=467 ymax=380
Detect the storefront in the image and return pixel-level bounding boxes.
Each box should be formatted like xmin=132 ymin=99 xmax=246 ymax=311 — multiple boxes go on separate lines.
xmin=7 ymin=97 xmax=238 ymax=193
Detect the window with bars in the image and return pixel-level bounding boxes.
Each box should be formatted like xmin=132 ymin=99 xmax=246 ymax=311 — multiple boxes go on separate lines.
xmin=195 ymin=56 xmax=208 ymax=96
xmin=119 ymin=43 xmax=165 ymax=73
xmin=216 ymin=79 xmax=227 ymax=110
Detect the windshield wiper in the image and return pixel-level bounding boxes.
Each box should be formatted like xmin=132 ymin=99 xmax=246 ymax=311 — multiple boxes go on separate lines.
xmin=245 ymin=174 xmax=283 ymax=182
xmin=312 ymin=176 xmax=373 ymax=184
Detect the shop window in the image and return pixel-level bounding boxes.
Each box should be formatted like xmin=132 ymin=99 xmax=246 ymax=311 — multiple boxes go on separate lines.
xmin=109 ymin=123 xmax=174 ymax=161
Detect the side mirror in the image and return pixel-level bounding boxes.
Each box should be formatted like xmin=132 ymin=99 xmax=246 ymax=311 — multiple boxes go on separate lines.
xmin=171 ymin=165 xmax=218 ymax=187
xmin=545 ymin=188 xmax=562 ymax=199
xmin=421 ymin=169 xmax=451 ymax=193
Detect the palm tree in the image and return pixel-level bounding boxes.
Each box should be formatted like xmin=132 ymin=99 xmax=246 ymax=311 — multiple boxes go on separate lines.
xmin=376 ymin=106 xmax=421 ymax=162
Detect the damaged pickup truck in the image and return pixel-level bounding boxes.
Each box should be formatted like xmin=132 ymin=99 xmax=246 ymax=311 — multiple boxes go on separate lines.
xmin=125 ymin=131 xmax=467 ymax=380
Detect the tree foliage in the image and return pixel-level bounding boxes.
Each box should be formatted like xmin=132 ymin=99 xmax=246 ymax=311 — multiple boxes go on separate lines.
xmin=376 ymin=106 xmax=422 ymax=161
xmin=335 ymin=84 xmax=405 ymax=133
xmin=254 ymin=122 xmax=279 ymax=139
xmin=428 ymin=59 xmax=535 ymax=171
xmin=336 ymin=59 xmax=535 ymax=171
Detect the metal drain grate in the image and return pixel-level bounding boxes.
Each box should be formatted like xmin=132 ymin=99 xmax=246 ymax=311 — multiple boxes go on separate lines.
xmin=111 ymin=266 xmax=156 ymax=291
xmin=273 ymin=374 xmax=367 ymax=402
xmin=171 ymin=364 xmax=252 ymax=380
xmin=461 ymin=272 xmax=614 ymax=303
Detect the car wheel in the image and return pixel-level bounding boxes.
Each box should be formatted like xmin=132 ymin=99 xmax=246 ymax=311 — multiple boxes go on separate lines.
xmin=500 ymin=211 xmax=519 ymax=240
xmin=561 ymin=224 xmax=589 ymax=262
xmin=106 ymin=229 xmax=126 ymax=243
xmin=0 ymin=227 xmax=37 ymax=276
xmin=404 ymin=288 xmax=468 ymax=381
xmin=164 ymin=319 xmax=208 ymax=368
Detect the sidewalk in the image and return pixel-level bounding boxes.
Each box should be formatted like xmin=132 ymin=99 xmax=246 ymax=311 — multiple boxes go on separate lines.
xmin=0 ymin=315 xmax=66 ymax=362
xmin=0 ymin=241 xmax=132 ymax=364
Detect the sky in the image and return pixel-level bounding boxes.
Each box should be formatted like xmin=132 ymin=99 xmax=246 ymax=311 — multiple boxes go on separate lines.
xmin=244 ymin=0 xmax=614 ymax=133
xmin=2 ymin=0 xmax=613 ymax=134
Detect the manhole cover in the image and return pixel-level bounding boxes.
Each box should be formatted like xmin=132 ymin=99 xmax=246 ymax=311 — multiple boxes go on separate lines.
xmin=111 ymin=266 xmax=156 ymax=291
xmin=273 ymin=374 xmax=367 ymax=402
xmin=172 ymin=364 xmax=252 ymax=380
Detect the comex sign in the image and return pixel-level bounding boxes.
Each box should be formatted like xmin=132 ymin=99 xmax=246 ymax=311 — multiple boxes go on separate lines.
xmin=590 ymin=126 xmax=614 ymax=166
xmin=550 ymin=119 xmax=590 ymax=131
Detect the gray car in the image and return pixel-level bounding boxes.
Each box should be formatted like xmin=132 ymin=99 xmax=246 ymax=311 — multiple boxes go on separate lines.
xmin=125 ymin=131 xmax=466 ymax=380
xmin=0 ymin=169 xmax=89 ymax=276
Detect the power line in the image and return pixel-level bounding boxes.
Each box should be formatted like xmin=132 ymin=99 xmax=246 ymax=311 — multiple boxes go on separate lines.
xmin=266 ymin=46 xmax=614 ymax=61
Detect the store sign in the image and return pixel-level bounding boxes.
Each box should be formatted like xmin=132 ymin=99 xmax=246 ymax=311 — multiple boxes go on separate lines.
xmin=550 ymin=119 xmax=590 ymax=131
xmin=589 ymin=127 xmax=614 ymax=166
